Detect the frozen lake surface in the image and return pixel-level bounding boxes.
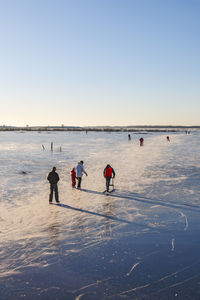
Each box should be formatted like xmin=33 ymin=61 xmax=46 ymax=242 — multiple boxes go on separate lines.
xmin=0 ymin=131 xmax=200 ymax=299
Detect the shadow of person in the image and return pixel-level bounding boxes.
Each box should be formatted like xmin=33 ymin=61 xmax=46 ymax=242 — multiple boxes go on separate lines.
xmin=80 ymin=188 xmax=200 ymax=212
xmin=51 ymin=203 xmax=151 ymax=229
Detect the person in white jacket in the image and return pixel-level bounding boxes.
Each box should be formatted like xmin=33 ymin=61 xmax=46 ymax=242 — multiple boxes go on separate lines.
xmin=76 ymin=161 xmax=88 ymax=188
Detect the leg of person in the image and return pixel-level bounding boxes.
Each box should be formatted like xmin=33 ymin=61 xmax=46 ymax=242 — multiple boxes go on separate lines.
xmin=72 ymin=176 xmax=76 ymax=187
xmin=78 ymin=177 xmax=82 ymax=188
xmin=54 ymin=184 xmax=59 ymax=203
xmin=77 ymin=177 xmax=82 ymax=188
xmin=49 ymin=184 xmax=53 ymax=203
xmin=106 ymin=177 xmax=111 ymax=192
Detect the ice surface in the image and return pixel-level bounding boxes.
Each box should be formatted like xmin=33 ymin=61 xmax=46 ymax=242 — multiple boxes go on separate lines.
xmin=0 ymin=131 xmax=200 ymax=299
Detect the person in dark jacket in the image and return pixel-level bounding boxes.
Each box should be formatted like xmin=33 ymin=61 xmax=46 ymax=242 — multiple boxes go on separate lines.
xmin=47 ymin=166 xmax=60 ymax=203
xmin=103 ymin=164 xmax=115 ymax=192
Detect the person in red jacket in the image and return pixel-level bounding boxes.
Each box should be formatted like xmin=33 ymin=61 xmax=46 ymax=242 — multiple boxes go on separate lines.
xmin=71 ymin=167 xmax=76 ymax=187
xmin=103 ymin=164 xmax=115 ymax=192
xmin=139 ymin=137 xmax=144 ymax=146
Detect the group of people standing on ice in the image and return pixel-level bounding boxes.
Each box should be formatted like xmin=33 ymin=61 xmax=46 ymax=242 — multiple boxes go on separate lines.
xmin=47 ymin=162 xmax=115 ymax=203
xmin=47 ymin=135 xmax=170 ymax=203
xmin=128 ymin=135 xmax=144 ymax=146
xmin=71 ymin=161 xmax=88 ymax=189
xmin=129 ymin=135 xmax=170 ymax=144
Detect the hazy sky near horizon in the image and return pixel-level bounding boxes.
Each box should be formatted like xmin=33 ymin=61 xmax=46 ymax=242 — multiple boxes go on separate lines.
xmin=0 ymin=0 xmax=200 ymax=126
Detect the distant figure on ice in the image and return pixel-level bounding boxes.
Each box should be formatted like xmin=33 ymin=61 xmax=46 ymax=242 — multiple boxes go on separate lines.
xmin=103 ymin=164 xmax=115 ymax=193
xmin=128 ymin=134 xmax=131 ymax=141
xmin=71 ymin=167 xmax=76 ymax=188
xmin=166 ymin=136 xmax=170 ymax=142
xmin=47 ymin=167 xmax=60 ymax=203
xmin=139 ymin=137 xmax=144 ymax=146
xmin=76 ymin=161 xmax=88 ymax=189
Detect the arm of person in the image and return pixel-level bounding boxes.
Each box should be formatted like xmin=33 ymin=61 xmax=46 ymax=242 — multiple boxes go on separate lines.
xmin=57 ymin=174 xmax=60 ymax=182
xmin=82 ymin=166 xmax=88 ymax=176
xmin=111 ymin=168 xmax=115 ymax=178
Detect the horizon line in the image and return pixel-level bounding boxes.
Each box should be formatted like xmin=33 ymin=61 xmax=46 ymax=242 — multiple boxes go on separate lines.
xmin=1 ymin=125 xmax=200 ymax=128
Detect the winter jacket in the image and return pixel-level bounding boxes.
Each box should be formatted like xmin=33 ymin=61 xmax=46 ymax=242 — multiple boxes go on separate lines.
xmin=76 ymin=163 xmax=87 ymax=178
xmin=47 ymin=171 xmax=59 ymax=184
xmin=71 ymin=168 xmax=76 ymax=180
xmin=104 ymin=166 xmax=115 ymax=178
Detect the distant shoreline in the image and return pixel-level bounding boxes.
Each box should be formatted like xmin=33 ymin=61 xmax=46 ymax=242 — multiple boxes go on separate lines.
xmin=0 ymin=126 xmax=199 ymax=132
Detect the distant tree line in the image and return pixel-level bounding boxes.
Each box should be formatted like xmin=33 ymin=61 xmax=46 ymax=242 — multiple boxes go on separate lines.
xmin=0 ymin=125 xmax=199 ymax=132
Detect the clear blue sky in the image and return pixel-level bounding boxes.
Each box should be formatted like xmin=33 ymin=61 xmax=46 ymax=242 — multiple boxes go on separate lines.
xmin=0 ymin=0 xmax=199 ymax=126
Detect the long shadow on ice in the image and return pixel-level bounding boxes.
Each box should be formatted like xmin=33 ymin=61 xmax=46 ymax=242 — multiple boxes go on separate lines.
xmin=51 ymin=203 xmax=152 ymax=229
xmin=81 ymin=188 xmax=200 ymax=212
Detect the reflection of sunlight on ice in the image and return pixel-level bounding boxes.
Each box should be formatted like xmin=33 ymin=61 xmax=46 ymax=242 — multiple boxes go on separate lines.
xmin=0 ymin=131 xmax=200 ymax=278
